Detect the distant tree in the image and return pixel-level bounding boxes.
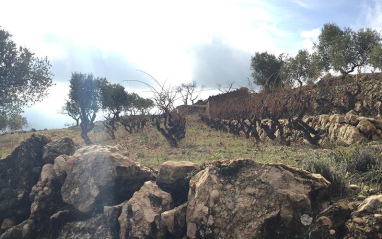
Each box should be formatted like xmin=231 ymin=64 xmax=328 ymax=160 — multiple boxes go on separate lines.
xmin=61 ymin=100 xmax=80 ymax=126
xmin=7 ymin=114 xmax=27 ymax=131
xmin=0 ymin=27 xmax=53 ymax=116
xmin=126 ymin=72 xmax=186 ymax=147
xmin=216 ymin=81 xmax=235 ymax=93
xmin=286 ymin=50 xmax=321 ymax=87
xmin=315 ymin=23 xmax=381 ymax=77
xmin=99 ymin=79 xmax=128 ymax=120
xmin=250 ymin=52 xmax=286 ymax=92
xmin=177 ymin=81 xmax=203 ymax=105
xmin=68 ymin=73 xmax=101 ymax=145
xmin=134 ymin=97 xmax=154 ymax=115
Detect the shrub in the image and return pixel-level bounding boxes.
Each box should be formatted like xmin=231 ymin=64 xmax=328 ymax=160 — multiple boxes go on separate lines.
xmin=346 ymin=148 xmax=379 ymax=173
xmin=303 ymin=157 xmax=348 ymax=198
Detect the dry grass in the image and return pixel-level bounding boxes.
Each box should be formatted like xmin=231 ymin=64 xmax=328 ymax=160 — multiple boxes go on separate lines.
xmin=0 ymin=115 xmax=315 ymax=169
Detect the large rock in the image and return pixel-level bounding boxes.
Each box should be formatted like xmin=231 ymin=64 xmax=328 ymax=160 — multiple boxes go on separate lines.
xmin=337 ymin=124 xmax=366 ymax=145
xmin=0 ymin=219 xmax=34 ymax=239
xmin=42 ymin=137 xmax=76 ymax=164
xmin=186 ymin=159 xmax=330 ymax=239
xmin=161 ymin=203 xmax=187 ymax=238
xmin=157 ymin=161 xmax=200 ymax=205
xmin=118 ymin=181 xmax=174 ymax=239
xmin=344 ymin=195 xmax=382 ymax=239
xmin=27 ymin=163 xmax=68 ymax=238
xmin=57 ymin=214 xmax=114 ymax=239
xmin=0 ymin=134 xmax=51 ymax=226
xmin=61 ymin=145 xmax=154 ymax=214
xmin=357 ymin=119 xmax=377 ymax=137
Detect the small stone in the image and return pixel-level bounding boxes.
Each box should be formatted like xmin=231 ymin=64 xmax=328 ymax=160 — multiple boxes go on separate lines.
xmin=349 ymin=184 xmax=360 ymax=190
xmin=363 ymin=186 xmax=370 ymax=191
xmin=353 ymin=217 xmax=365 ymax=224
xmin=301 ymin=214 xmax=313 ymax=226
xmin=1 ymin=218 xmax=15 ymax=230
xmin=358 ymin=195 xmax=367 ymax=200
xmin=329 ymin=229 xmax=336 ymax=235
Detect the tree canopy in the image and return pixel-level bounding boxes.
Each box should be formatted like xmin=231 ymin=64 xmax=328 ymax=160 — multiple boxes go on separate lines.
xmin=67 ymin=73 xmax=101 ymax=144
xmin=251 ymin=23 xmax=382 ymax=91
xmin=250 ymin=52 xmax=286 ymax=92
xmin=0 ymin=27 xmax=53 ymax=115
xmin=315 ymin=23 xmax=381 ymax=76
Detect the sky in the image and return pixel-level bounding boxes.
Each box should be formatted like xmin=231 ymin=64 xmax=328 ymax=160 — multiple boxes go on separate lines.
xmin=1 ymin=0 xmax=382 ymax=129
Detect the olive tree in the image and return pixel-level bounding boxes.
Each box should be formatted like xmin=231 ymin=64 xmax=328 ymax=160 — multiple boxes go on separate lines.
xmin=315 ymin=23 xmax=381 ymax=77
xmin=0 ymin=27 xmax=53 ymax=115
xmin=250 ymin=52 xmax=287 ymax=92
xmin=286 ymin=50 xmax=321 ymax=87
xmin=67 ymin=73 xmax=101 ymax=145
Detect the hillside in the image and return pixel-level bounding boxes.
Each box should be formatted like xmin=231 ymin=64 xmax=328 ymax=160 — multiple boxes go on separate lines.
xmin=1 ymin=114 xmax=382 ymax=238
xmin=0 ymin=115 xmax=311 ymax=168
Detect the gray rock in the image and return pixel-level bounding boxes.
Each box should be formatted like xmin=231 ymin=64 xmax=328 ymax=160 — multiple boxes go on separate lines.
xmin=0 ymin=134 xmax=51 ymax=226
xmin=186 ymin=159 xmax=330 ymax=239
xmin=42 ymin=137 xmax=76 ymax=164
xmin=118 ymin=181 xmax=174 ymax=239
xmin=157 ymin=161 xmax=200 ymax=205
xmin=357 ymin=119 xmax=377 ymax=136
xmin=61 ymin=145 xmax=154 ymax=214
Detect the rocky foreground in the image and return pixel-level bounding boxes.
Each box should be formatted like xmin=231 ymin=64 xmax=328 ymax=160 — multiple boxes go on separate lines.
xmin=0 ymin=135 xmax=381 ymax=238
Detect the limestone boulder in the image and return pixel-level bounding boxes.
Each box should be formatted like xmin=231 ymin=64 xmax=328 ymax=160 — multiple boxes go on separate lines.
xmin=337 ymin=124 xmax=366 ymax=145
xmin=344 ymin=195 xmax=382 ymax=239
xmin=161 ymin=203 xmax=187 ymax=238
xmin=118 ymin=181 xmax=174 ymax=239
xmin=157 ymin=161 xmax=200 ymax=205
xmin=186 ymin=159 xmax=330 ymax=239
xmin=0 ymin=219 xmax=34 ymax=239
xmin=42 ymin=137 xmax=76 ymax=164
xmin=369 ymin=118 xmax=382 ymax=130
xmin=357 ymin=119 xmax=377 ymax=136
xmin=345 ymin=111 xmax=360 ymax=126
xmin=61 ymin=145 xmax=154 ymax=214
xmin=53 ymin=155 xmax=70 ymax=183
xmin=57 ymin=214 xmax=114 ymax=239
xmin=0 ymin=134 xmax=51 ymax=226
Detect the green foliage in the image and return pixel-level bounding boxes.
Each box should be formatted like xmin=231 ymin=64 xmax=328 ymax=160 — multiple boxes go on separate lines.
xmin=62 ymin=100 xmax=80 ymax=126
xmin=99 ymin=79 xmax=129 ymax=119
xmin=67 ymin=73 xmax=101 ymax=144
xmin=123 ymin=92 xmax=154 ymax=116
xmin=303 ymin=154 xmax=348 ymax=198
xmin=315 ymin=23 xmax=381 ymax=76
xmin=286 ymin=50 xmax=321 ymax=86
xmin=250 ymin=52 xmax=286 ymax=92
xmin=304 ymin=146 xmax=382 ymax=199
xmin=370 ymin=44 xmax=382 ymax=71
xmin=7 ymin=114 xmax=27 ymax=131
xmin=0 ymin=27 xmax=53 ymax=116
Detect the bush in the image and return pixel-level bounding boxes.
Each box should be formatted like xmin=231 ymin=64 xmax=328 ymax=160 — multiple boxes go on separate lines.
xmin=346 ymin=148 xmax=379 ymax=173
xmin=303 ymin=157 xmax=348 ymax=198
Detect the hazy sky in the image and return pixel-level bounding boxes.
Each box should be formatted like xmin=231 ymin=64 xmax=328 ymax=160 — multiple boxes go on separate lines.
xmin=1 ymin=0 xmax=381 ymax=129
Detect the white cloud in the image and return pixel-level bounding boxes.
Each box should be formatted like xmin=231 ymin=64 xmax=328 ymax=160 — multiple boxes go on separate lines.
xmin=301 ymin=28 xmax=320 ymax=53
xmin=363 ymin=0 xmax=382 ymax=31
